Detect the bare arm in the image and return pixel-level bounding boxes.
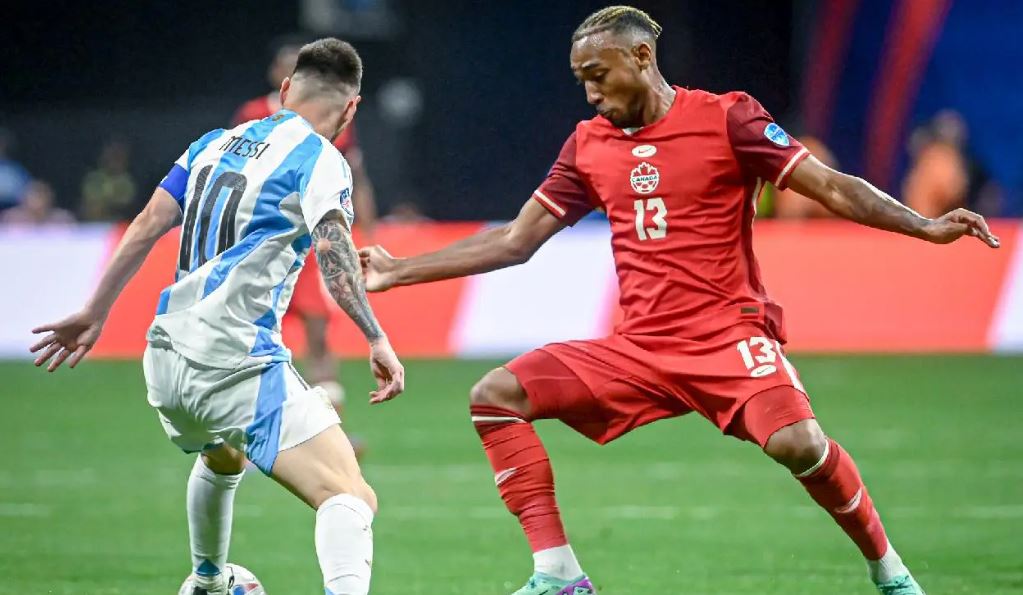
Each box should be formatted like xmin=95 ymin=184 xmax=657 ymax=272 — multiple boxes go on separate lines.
xmin=360 ymin=199 xmax=565 ymax=291
xmin=787 ymin=155 xmax=999 ymax=247
xmin=31 ymin=188 xmax=182 ymax=370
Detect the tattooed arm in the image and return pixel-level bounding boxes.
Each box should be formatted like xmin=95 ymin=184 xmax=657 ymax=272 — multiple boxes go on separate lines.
xmin=311 ymin=212 xmax=405 ymax=403
xmin=312 ymin=214 xmax=384 ymax=341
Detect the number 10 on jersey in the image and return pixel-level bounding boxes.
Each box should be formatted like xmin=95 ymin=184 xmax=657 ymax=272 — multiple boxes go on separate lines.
xmin=634 ymin=198 xmax=667 ymax=241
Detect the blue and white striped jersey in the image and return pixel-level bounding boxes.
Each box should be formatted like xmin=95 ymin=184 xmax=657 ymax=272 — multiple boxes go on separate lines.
xmin=148 ymin=110 xmax=354 ymax=369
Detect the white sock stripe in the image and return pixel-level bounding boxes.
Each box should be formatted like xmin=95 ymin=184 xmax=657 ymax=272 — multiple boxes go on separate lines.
xmin=794 ymin=440 xmax=831 ymax=478
xmin=471 ymin=415 xmax=525 ymax=424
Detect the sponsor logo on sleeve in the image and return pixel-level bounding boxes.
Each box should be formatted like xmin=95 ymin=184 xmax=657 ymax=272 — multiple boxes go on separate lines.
xmin=630 ymin=162 xmax=660 ymax=194
xmin=764 ymin=123 xmax=790 ymax=147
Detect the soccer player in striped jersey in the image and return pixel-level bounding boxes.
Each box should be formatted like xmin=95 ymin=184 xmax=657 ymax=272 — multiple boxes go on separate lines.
xmin=234 ymin=39 xmax=380 ymax=415
xmin=30 ymin=38 xmax=401 ymax=595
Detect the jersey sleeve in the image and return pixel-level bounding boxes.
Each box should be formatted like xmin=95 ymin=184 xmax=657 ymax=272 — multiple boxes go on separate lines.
xmin=300 ymin=144 xmax=355 ymax=233
xmin=726 ymin=93 xmax=809 ymax=189
xmin=532 ymin=132 xmax=594 ymax=226
xmin=157 ymin=150 xmax=189 ymax=211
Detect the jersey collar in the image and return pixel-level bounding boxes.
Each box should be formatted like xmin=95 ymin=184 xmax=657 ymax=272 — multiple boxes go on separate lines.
xmin=604 ymin=85 xmax=685 ymax=138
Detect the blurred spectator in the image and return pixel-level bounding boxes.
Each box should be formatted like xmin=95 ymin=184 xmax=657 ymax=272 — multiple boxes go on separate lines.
xmin=0 ymin=180 xmax=74 ymax=225
xmin=232 ymin=42 xmax=301 ymax=124
xmin=0 ymin=129 xmax=31 ymax=210
xmin=773 ymin=136 xmax=838 ymax=219
xmin=80 ymin=139 xmax=137 ymax=221
xmin=902 ymin=110 xmax=969 ymax=218
xmin=382 ymin=200 xmax=432 ymax=223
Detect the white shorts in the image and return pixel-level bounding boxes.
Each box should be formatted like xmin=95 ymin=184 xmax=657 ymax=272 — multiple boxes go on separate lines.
xmin=142 ymin=344 xmax=340 ymax=475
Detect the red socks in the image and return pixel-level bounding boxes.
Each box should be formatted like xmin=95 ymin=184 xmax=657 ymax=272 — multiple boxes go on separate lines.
xmin=797 ymin=438 xmax=889 ymax=560
xmin=471 ymin=405 xmax=567 ymax=552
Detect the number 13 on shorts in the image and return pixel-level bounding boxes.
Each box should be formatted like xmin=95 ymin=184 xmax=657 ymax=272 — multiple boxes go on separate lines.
xmin=737 ymin=337 xmax=805 ymax=392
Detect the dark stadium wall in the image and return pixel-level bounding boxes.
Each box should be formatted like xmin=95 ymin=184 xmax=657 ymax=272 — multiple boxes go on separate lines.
xmin=0 ymin=0 xmax=795 ymax=220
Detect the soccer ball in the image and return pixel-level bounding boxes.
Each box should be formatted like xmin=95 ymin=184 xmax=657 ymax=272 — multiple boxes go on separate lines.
xmin=177 ymin=563 xmax=266 ymax=595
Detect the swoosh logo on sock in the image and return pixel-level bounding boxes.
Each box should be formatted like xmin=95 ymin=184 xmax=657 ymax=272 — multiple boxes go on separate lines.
xmin=835 ymin=488 xmax=863 ymax=514
xmin=494 ymin=468 xmax=517 ymax=486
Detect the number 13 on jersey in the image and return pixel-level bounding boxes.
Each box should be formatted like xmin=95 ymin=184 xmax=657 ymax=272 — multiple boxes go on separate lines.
xmin=634 ymin=197 xmax=667 ymax=241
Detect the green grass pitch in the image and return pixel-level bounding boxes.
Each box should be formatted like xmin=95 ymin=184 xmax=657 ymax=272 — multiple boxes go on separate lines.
xmin=1 ymin=355 xmax=1021 ymax=594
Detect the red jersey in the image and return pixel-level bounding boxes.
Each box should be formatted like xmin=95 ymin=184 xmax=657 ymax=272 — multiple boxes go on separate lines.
xmin=533 ymin=87 xmax=809 ymax=341
xmin=232 ymin=94 xmax=358 ymax=154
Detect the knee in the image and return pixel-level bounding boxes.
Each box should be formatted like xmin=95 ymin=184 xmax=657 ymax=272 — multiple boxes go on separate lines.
xmin=469 ymin=368 xmax=529 ymax=416
xmin=314 ymin=480 xmax=378 ymax=515
xmin=763 ymin=419 xmax=828 ymax=474
xmin=354 ymin=482 xmax=378 ymax=515
xmin=201 ymin=446 xmax=247 ymax=475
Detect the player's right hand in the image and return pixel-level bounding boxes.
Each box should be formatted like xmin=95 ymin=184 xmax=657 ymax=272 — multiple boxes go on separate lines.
xmin=30 ymin=310 xmax=104 ymax=372
xmin=359 ymin=245 xmax=400 ymax=292
xmin=368 ymin=336 xmax=405 ymax=404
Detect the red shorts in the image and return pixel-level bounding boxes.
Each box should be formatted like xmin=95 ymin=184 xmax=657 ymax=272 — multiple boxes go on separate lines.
xmin=288 ymin=255 xmax=334 ymax=319
xmin=505 ymin=325 xmax=814 ymax=447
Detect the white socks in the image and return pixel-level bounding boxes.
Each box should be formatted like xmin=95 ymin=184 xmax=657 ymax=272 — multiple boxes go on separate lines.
xmin=316 ymin=493 xmax=375 ymax=595
xmin=533 ymin=544 xmax=584 ymax=580
xmin=187 ymin=456 xmax=243 ymax=587
xmin=868 ymin=541 xmax=909 ymax=583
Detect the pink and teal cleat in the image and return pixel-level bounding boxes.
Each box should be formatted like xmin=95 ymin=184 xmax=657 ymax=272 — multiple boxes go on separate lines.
xmin=511 ymin=572 xmax=597 ymax=595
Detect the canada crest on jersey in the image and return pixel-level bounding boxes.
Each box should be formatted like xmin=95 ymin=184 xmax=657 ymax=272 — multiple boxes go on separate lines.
xmin=630 ymin=162 xmax=660 ymax=194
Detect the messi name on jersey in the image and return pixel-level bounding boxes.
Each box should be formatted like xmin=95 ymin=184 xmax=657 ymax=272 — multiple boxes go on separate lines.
xmin=218 ymin=135 xmax=272 ymax=159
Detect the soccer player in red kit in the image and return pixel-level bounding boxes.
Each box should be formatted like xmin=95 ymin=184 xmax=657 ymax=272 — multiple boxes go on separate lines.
xmin=361 ymin=7 xmax=999 ymax=595
xmin=234 ymin=40 xmax=379 ymax=411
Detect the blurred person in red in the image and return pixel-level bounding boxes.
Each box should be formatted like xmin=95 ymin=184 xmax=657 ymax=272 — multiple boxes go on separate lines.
xmin=234 ymin=39 xmax=379 ymax=414
xmin=773 ymin=135 xmax=837 ymax=219
xmin=381 ymin=199 xmax=431 ymax=224
xmin=80 ymin=139 xmax=137 ymax=221
xmin=0 ymin=180 xmax=74 ymax=225
xmin=361 ymin=6 xmax=999 ymax=594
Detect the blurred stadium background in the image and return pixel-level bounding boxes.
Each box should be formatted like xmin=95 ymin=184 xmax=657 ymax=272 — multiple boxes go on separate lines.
xmin=1 ymin=1 xmax=1021 ymax=593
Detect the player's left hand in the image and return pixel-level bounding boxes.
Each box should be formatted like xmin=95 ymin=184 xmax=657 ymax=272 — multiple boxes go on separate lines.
xmin=30 ymin=310 xmax=104 ymax=371
xmin=921 ymin=208 xmax=1000 ymax=248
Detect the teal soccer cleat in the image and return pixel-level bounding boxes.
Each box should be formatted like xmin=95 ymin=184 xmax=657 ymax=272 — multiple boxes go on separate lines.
xmin=511 ymin=572 xmax=597 ymax=595
xmin=875 ymin=574 xmax=926 ymax=595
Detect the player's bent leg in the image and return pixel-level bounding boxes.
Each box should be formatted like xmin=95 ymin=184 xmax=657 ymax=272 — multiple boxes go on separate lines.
xmin=187 ymin=444 xmax=245 ymax=595
xmin=739 ymin=388 xmax=923 ymax=594
xmin=271 ymin=424 xmax=375 ymax=595
xmin=470 ymin=365 xmax=593 ymax=594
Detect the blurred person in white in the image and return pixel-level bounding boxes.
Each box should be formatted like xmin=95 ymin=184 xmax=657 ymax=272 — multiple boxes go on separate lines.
xmin=0 ymin=180 xmax=74 ymax=225
xmin=80 ymin=139 xmax=137 ymax=221
xmin=29 ymin=38 xmax=404 ymax=595
xmin=0 ymin=129 xmax=31 ymax=210
xmin=234 ymin=37 xmax=380 ymax=417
